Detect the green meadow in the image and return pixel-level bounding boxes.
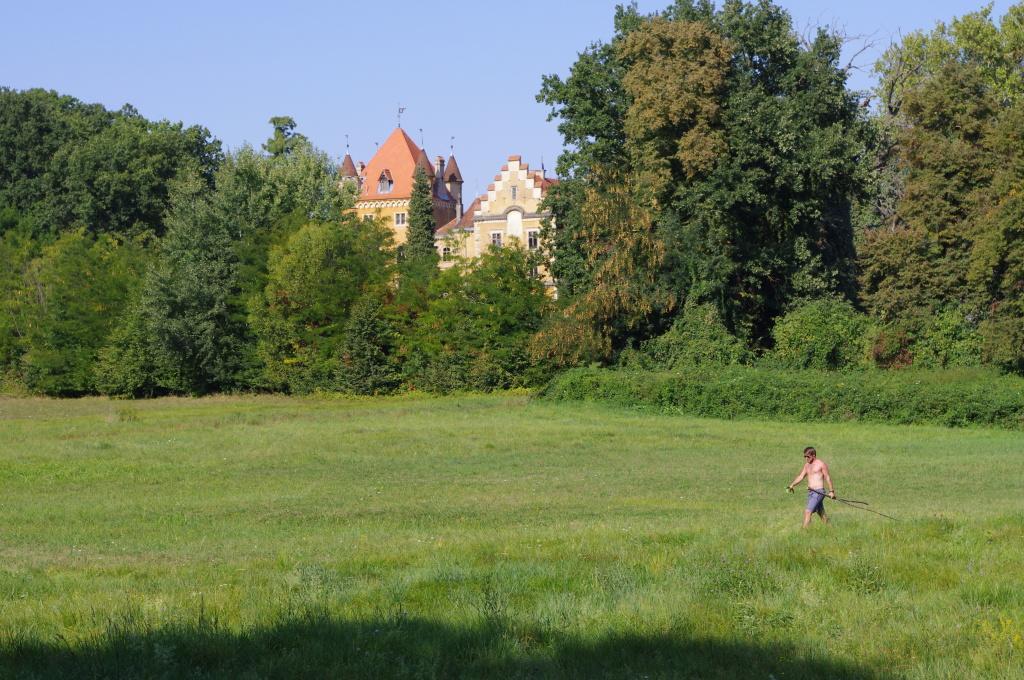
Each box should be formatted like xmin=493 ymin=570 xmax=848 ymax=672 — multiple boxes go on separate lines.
xmin=1 ymin=393 xmax=1022 ymax=679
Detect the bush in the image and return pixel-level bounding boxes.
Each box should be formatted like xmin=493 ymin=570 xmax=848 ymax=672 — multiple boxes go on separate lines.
xmin=541 ymin=366 xmax=1024 ymax=429
xmin=769 ymin=299 xmax=870 ymax=370
xmin=915 ymin=308 xmax=983 ymax=368
xmin=639 ymin=303 xmax=749 ymax=369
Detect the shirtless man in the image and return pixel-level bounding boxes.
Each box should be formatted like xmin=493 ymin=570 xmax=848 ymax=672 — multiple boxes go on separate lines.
xmin=787 ymin=446 xmax=835 ymax=528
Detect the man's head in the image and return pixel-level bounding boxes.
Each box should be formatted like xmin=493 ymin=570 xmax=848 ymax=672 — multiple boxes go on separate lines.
xmin=803 ymin=446 xmax=816 ymax=461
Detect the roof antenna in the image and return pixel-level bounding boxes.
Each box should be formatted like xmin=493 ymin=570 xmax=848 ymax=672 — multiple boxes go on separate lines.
xmin=397 ymin=104 xmax=405 ymax=129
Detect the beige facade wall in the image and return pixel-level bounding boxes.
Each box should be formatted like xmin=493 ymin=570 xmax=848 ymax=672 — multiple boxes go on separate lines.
xmin=357 ymin=198 xmax=456 ymax=246
xmin=435 ymin=157 xmax=555 ymax=291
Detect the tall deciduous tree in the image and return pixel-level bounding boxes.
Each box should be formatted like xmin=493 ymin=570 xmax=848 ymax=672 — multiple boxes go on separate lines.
xmin=249 ymin=217 xmax=393 ymax=393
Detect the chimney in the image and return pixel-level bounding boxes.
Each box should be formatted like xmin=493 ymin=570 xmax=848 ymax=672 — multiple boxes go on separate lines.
xmin=435 ymin=155 xmax=444 ymax=177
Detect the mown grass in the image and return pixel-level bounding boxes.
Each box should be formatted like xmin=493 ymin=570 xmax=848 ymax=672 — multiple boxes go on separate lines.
xmin=1 ymin=393 xmax=1022 ymax=679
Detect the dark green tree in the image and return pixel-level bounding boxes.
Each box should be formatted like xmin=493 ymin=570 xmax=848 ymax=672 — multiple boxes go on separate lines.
xmin=263 ymin=116 xmax=308 ymax=157
xmin=405 ymin=168 xmax=438 ymax=263
xmin=249 ymin=217 xmax=393 ymax=393
xmin=106 ymin=173 xmax=248 ymax=395
xmin=18 ymin=230 xmax=147 ymax=395
xmin=405 ymin=246 xmax=550 ymax=392
xmin=336 ymin=293 xmax=401 ymax=395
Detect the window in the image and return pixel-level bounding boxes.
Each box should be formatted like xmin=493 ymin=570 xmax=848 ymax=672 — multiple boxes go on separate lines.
xmin=377 ymin=171 xmax=393 ymax=194
xmin=442 ymin=247 xmax=452 ymax=262
xmin=394 ymin=212 xmax=407 ymax=226
xmin=527 ymin=230 xmax=539 ymax=250
xmin=530 ymin=265 xmax=540 ymax=279
xmin=490 ymin=232 xmax=503 ymax=248
xmin=362 ymin=214 xmax=374 ymax=222
xmin=511 ymin=186 xmax=518 ymax=200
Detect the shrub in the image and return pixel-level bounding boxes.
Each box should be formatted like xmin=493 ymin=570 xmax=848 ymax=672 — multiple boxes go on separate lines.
xmin=640 ymin=303 xmax=749 ymax=369
xmin=915 ymin=308 xmax=983 ymax=368
xmin=770 ymin=299 xmax=870 ymax=370
xmin=541 ymin=366 xmax=1024 ymax=429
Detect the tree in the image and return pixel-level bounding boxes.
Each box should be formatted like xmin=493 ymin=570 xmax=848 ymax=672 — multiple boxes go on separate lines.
xmin=405 ymin=168 xmax=438 ymax=263
xmin=113 ymin=172 xmax=249 ymax=395
xmin=263 ymin=116 xmax=308 ymax=157
xmin=537 ymin=1 xmax=864 ymax=359
xmin=406 ymin=246 xmax=550 ymax=391
xmin=336 ymin=293 xmax=401 ymax=395
xmin=250 ymin=217 xmax=393 ymax=393
xmin=18 ymin=230 xmax=147 ymax=395
xmin=0 ymin=88 xmax=221 ymax=239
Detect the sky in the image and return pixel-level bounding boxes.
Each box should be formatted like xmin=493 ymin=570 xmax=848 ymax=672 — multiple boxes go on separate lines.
xmin=2 ymin=0 xmax=1014 ymax=200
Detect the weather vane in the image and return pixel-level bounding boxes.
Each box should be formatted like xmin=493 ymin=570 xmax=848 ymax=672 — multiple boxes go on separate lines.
xmin=345 ymin=134 xmax=350 ymax=153
xmin=450 ymin=136 xmax=455 ymax=154
xmin=397 ymin=104 xmax=406 ymax=129
xmin=419 ymin=128 xmax=424 ymax=147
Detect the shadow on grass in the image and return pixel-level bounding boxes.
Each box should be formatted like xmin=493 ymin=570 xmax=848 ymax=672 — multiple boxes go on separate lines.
xmin=2 ymin=611 xmax=891 ymax=680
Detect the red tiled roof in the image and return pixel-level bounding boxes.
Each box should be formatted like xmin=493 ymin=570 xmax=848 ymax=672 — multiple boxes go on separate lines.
xmin=359 ymin=128 xmax=435 ymax=201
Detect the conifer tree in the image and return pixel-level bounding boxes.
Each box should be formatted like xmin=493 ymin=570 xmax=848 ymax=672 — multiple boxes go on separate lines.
xmin=405 ymin=168 xmax=438 ymax=263
xmin=337 ymin=294 xmax=400 ymax=395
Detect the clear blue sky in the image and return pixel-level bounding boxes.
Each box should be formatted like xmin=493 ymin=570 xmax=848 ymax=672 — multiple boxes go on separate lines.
xmin=2 ymin=0 xmax=1013 ymax=198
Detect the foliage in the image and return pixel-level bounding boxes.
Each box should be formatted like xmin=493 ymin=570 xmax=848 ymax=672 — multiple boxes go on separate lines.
xmin=536 ymin=5 xmax=640 ymax=299
xmin=0 ymin=88 xmax=221 ymax=238
xmin=539 ymin=1 xmax=864 ymax=357
xmin=262 ymin=116 xmax=308 ymax=157
xmin=0 ymin=230 xmax=36 ymax=371
xmin=99 ymin=173 xmax=248 ymax=395
xmin=914 ymin=308 xmax=983 ymax=369
xmin=405 ymin=168 xmax=439 ymax=264
xmin=405 ymin=246 xmax=550 ymax=392
xmin=336 ymin=293 xmax=401 ymax=395
xmin=768 ymin=299 xmax=871 ymax=371
xmin=250 ymin=218 xmax=393 ymax=393
xmin=638 ymin=302 xmax=750 ymax=370
xmin=14 ymin=230 xmax=147 ymax=395
xmin=543 ymin=365 xmax=1024 ymax=428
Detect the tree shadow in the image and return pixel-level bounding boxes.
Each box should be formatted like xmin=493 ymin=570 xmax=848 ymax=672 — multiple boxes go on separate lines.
xmin=2 ymin=611 xmax=891 ymax=679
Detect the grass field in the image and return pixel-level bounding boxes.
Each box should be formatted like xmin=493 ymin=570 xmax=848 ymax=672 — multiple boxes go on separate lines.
xmin=1 ymin=393 xmax=1023 ymax=679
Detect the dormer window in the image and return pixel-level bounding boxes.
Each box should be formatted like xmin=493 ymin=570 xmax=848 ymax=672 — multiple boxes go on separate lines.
xmin=377 ymin=170 xmax=394 ymax=194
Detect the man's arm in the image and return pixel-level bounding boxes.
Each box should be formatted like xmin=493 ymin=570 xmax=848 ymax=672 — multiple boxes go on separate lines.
xmin=822 ymin=462 xmax=835 ymax=498
xmin=787 ymin=464 xmax=808 ymax=491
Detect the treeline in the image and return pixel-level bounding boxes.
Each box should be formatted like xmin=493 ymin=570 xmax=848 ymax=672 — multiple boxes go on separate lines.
xmin=0 ymin=95 xmax=548 ymax=396
xmin=535 ymin=0 xmax=1024 ymax=377
xmin=2 ymin=0 xmax=1023 ymax=398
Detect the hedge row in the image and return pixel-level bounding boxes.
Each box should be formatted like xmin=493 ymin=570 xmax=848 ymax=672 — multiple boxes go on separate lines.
xmin=540 ymin=366 xmax=1024 ymax=429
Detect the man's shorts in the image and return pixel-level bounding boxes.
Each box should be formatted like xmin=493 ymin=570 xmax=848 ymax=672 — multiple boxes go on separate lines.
xmin=806 ymin=488 xmax=827 ymax=514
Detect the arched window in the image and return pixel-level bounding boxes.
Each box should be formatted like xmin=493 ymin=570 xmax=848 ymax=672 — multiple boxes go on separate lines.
xmin=442 ymin=247 xmax=452 ymax=262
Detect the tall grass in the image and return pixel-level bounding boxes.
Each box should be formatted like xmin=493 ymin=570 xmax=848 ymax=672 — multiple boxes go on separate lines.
xmin=1 ymin=394 xmax=1022 ymax=678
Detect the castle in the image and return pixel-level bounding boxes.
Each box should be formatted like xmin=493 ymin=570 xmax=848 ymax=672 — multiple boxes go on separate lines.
xmin=341 ymin=128 xmax=556 ymax=291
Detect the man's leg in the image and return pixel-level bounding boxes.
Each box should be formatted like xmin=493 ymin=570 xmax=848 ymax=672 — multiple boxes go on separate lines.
xmin=802 ymin=510 xmax=813 ymax=528
xmin=819 ymin=510 xmax=829 ymax=524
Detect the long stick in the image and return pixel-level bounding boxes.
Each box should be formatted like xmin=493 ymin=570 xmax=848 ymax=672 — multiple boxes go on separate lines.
xmin=808 ymin=489 xmax=898 ymax=521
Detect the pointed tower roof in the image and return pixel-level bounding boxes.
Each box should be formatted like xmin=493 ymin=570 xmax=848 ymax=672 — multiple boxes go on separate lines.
xmin=444 ymin=154 xmax=464 ymax=183
xmin=339 ymin=153 xmax=358 ymax=178
xmin=359 ymin=128 xmax=435 ymax=200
